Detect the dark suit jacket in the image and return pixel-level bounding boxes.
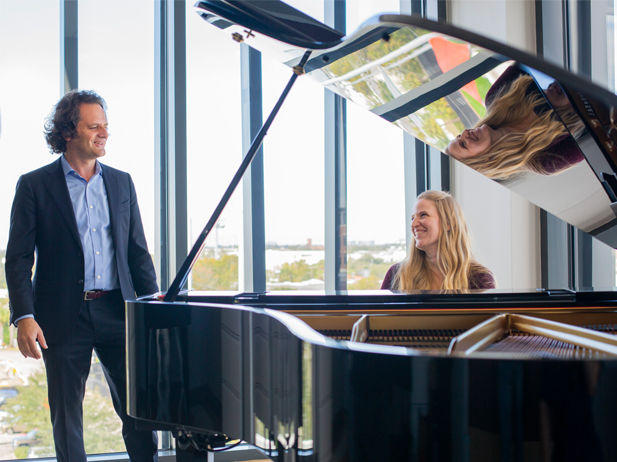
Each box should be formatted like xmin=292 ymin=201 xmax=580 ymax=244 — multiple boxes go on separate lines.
xmin=5 ymin=157 xmax=158 ymax=344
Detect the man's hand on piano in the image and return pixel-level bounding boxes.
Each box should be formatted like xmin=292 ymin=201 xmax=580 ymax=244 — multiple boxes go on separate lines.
xmin=17 ymin=317 xmax=48 ymax=360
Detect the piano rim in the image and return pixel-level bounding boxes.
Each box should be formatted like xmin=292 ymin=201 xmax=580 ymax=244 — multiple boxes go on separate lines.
xmin=128 ymin=298 xmax=617 ymax=360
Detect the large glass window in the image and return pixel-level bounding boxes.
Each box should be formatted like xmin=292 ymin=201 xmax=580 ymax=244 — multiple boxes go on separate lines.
xmin=0 ymin=1 xmax=61 ymax=459
xmin=262 ymin=58 xmax=326 ymax=290
xmin=261 ymin=0 xmax=326 ymax=291
xmin=346 ymin=0 xmax=400 ymax=32
xmin=285 ymin=0 xmax=324 ymax=22
xmin=347 ymin=105 xmax=406 ymax=289
xmin=186 ymin=1 xmax=242 ymax=291
xmin=78 ymin=0 xmax=155 ymax=256
xmin=78 ymin=0 xmax=156 ymax=456
xmin=0 ymin=0 xmax=61 ymax=249
xmin=346 ymin=0 xmax=406 ymax=289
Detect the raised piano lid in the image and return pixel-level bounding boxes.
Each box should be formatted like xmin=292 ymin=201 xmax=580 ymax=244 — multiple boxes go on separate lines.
xmin=193 ymin=0 xmax=617 ymax=251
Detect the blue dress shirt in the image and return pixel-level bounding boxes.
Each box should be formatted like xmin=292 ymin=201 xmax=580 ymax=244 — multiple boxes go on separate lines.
xmin=60 ymin=155 xmax=120 ymax=292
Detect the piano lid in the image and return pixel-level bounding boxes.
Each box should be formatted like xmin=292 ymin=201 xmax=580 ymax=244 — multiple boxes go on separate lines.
xmin=195 ymin=0 xmax=617 ymax=249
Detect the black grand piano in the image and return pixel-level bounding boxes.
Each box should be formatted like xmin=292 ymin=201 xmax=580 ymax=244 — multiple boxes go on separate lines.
xmin=127 ymin=2 xmax=617 ymax=461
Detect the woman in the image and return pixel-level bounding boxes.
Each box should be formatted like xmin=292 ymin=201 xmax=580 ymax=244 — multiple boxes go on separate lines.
xmin=445 ymin=66 xmax=585 ymax=180
xmin=381 ymin=190 xmax=495 ymax=291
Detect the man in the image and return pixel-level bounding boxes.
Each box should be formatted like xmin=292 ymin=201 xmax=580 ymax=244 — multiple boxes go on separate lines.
xmin=5 ymin=90 xmax=158 ymax=462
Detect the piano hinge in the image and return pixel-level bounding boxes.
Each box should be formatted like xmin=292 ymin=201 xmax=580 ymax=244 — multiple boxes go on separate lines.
xmin=601 ymin=172 xmax=617 ymax=217
xmin=293 ymin=65 xmax=305 ymax=75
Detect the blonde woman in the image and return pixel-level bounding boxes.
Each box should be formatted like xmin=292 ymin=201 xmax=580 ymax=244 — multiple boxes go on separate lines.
xmin=381 ymin=190 xmax=495 ymax=291
xmin=445 ymin=66 xmax=585 ymax=181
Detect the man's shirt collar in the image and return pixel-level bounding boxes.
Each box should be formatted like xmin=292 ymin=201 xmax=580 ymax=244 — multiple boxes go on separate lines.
xmin=61 ymin=155 xmax=102 ymax=179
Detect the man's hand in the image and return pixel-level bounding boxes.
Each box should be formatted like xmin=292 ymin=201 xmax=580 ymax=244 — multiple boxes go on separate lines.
xmin=17 ymin=318 xmax=48 ymax=359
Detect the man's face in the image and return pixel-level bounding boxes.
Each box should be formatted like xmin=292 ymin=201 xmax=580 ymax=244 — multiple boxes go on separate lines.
xmin=65 ymin=103 xmax=108 ymax=161
xmin=544 ymin=81 xmax=570 ymax=109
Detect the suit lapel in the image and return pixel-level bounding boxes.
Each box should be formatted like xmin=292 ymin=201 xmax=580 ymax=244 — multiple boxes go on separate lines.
xmin=101 ymin=164 xmax=121 ymax=244
xmin=41 ymin=158 xmax=83 ymax=251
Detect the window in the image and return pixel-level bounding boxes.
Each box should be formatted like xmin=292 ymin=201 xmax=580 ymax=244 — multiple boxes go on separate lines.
xmin=260 ymin=0 xmax=326 ymax=290
xmin=185 ymin=1 xmax=242 ymax=291
xmin=262 ymin=57 xmax=326 ymax=290
xmin=346 ymin=0 xmax=405 ymax=289
xmin=78 ymin=0 xmax=155 ymax=257
xmin=0 ymin=1 xmax=61 ymax=459
xmin=78 ymin=0 xmax=156 ymax=455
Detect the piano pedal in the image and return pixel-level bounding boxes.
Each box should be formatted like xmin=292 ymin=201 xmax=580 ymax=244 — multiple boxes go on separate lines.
xmin=175 ymin=430 xmax=229 ymax=461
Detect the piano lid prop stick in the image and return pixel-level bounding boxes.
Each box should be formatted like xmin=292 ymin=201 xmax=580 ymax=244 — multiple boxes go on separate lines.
xmin=163 ymin=49 xmax=313 ymax=302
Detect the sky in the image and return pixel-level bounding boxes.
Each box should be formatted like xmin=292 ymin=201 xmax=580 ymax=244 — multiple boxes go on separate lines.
xmin=0 ymin=0 xmax=408 ymax=258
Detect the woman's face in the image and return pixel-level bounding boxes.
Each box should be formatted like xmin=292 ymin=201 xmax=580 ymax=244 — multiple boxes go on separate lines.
xmin=447 ymin=124 xmax=499 ymax=160
xmin=411 ymin=199 xmax=441 ymax=255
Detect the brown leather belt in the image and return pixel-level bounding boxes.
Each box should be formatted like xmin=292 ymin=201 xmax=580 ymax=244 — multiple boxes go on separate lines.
xmin=84 ymin=290 xmax=111 ymax=301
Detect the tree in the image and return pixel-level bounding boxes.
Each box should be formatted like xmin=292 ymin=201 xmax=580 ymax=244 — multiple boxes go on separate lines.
xmin=278 ymin=260 xmax=324 ymax=283
xmin=0 ymin=249 xmax=6 ymax=289
xmin=4 ymin=371 xmax=54 ymax=454
xmin=14 ymin=447 xmax=29 ymax=459
xmin=82 ymin=389 xmax=124 ymax=454
xmin=348 ymin=254 xmax=392 ymax=290
xmin=352 ymin=275 xmax=381 ymax=290
xmin=0 ymin=298 xmax=10 ymax=347
xmin=4 ymin=370 xmax=125 ymax=458
xmin=191 ymin=253 xmax=239 ymax=290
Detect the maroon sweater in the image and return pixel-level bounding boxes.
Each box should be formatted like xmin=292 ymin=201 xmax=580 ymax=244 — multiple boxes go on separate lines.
xmin=380 ymin=263 xmax=496 ymax=290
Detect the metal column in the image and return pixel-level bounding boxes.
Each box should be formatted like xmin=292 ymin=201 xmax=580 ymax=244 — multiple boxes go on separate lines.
xmin=324 ymin=0 xmax=347 ymax=291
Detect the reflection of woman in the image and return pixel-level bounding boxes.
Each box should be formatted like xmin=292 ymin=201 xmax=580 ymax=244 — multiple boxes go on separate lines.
xmin=445 ymin=66 xmax=584 ymax=180
xmin=381 ymin=190 xmax=495 ymax=291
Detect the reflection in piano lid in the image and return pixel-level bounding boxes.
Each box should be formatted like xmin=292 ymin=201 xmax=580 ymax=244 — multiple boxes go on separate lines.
xmin=126 ymin=2 xmax=617 ymax=461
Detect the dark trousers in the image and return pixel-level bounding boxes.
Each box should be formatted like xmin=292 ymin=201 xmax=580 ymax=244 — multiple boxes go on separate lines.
xmin=42 ymin=289 xmax=158 ymax=462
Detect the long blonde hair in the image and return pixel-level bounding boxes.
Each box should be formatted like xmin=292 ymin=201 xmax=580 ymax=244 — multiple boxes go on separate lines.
xmin=449 ymin=75 xmax=584 ymax=180
xmin=393 ymin=190 xmax=491 ymax=290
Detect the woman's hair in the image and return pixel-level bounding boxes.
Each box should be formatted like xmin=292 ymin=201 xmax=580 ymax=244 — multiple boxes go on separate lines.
xmin=447 ymin=75 xmax=584 ymax=180
xmin=392 ymin=190 xmax=491 ymax=290
xmin=44 ymin=90 xmax=107 ymax=154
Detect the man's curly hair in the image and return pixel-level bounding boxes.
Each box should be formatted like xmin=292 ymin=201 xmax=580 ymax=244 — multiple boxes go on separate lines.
xmin=44 ymin=90 xmax=107 ymax=154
